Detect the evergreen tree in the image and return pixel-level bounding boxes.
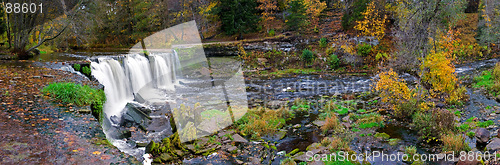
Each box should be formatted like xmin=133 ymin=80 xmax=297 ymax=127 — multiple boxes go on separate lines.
xmin=216 ymin=0 xmax=259 ymax=38
xmin=286 ymin=0 xmax=307 ymax=31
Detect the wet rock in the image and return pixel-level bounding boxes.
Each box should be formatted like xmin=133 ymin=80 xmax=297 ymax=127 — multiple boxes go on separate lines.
xmin=293 ymin=152 xmax=309 ymax=162
xmin=293 ymin=124 xmax=301 ymax=129
xmin=159 ymin=153 xmax=174 ymax=162
xmin=197 ymin=119 xmax=219 ymax=134
xmin=476 ymin=128 xmax=490 ymax=144
xmin=78 ymin=109 xmax=91 ymax=114
xmin=13 ymin=77 xmax=21 ymax=79
xmin=32 ymin=76 xmax=41 ymax=79
xmin=43 ymin=75 xmax=55 ymax=78
xmin=342 ymin=116 xmax=350 ymax=122
xmin=341 ymin=122 xmax=351 ymax=129
xmin=312 ymin=120 xmax=325 ymax=127
xmin=232 ymin=134 xmax=248 ymax=143
xmin=486 ymin=138 xmax=500 ymax=152
xmin=497 ymin=129 xmax=500 ymax=138
xmin=266 ymin=100 xmax=286 ymax=109
xmin=227 ymin=146 xmax=237 ymax=153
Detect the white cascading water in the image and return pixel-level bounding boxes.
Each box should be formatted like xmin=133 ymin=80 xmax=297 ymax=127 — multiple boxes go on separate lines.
xmin=150 ymin=54 xmax=174 ymax=90
xmin=91 ymin=58 xmax=133 ymax=119
xmin=124 ymin=54 xmax=153 ymax=93
xmin=90 ymin=52 xmax=180 ymax=120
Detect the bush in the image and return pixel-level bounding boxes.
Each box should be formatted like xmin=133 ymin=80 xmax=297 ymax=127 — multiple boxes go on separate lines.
xmin=422 ymin=51 xmax=457 ymax=97
xmin=395 ymin=99 xmax=419 ymax=120
xmin=301 ymin=49 xmax=315 ymax=64
xmin=73 ymin=64 xmax=81 ymax=71
xmin=319 ymin=38 xmax=328 ymax=48
xmin=268 ymin=29 xmax=275 ymax=36
xmin=413 ymin=109 xmax=455 ymax=140
xmin=328 ymin=54 xmax=340 ymax=69
xmin=236 ymin=107 xmax=293 ymax=139
xmin=321 ymin=114 xmax=341 ymax=133
xmin=82 ymin=66 xmax=91 ymax=76
xmin=374 ymin=69 xmax=412 ymax=108
xmin=441 ymin=133 xmax=470 ymax=153
xmin=357 ymin=43 xmax=372 ymax=56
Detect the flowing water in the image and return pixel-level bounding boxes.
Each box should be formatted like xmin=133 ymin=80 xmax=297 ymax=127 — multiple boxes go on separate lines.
xmin=32 ymin=51 xmax=500 ymax=164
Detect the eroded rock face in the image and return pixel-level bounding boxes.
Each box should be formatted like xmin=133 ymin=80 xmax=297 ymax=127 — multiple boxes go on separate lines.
xmin=475 ymin=128 xmax=490 ymax=144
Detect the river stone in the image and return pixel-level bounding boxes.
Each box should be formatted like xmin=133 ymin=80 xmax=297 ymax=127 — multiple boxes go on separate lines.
xmin=232 ymin=134 xmax=248 ymax=143
xmin=227 ymin=146 xmax=237 ymax=153
xmin=342 ymin=116 xmax=350 ymax=122
xmin=43 ymin=75 xmax=55 ymax=78
xmin=160 ymin=153 xmax=174 ymax=162
xmin=293 ymin=152 xmax=310 ymax=162
xmin=486 ymin=138 xmax=500 ymax=152
xmin=78 ymin=109 xmax=91 ymax=114
xmin=266 ymin=100 xmax=286 ymax=109
xmin=475 ymin=128 xmax=490 ymax=144
xmin=312 ymin=120 xmax=325 ymax=127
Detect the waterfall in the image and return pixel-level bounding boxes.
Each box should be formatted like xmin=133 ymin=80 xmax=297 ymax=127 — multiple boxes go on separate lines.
xmin=90 ymin=52 xmax=180 ymax=119
xmin=124 ymin=54 xmax=153 ymax=93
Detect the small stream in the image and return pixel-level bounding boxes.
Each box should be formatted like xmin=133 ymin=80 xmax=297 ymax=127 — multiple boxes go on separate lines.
xmin=31 ymin=52 xmax=500 ymax=164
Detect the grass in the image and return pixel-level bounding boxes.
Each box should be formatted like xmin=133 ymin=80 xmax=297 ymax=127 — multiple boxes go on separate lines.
xmin=42 ymin=82 xmax=105 ymax=106
xmin=42 ymin=82 xmax=106 ymax=121
xmin=478 ymin=120 xmax=494 ymax=128
xmin=441 ymin=133 xmax=470 ymax=153
xmin=466 ymin=131 xmax=475 ymax=138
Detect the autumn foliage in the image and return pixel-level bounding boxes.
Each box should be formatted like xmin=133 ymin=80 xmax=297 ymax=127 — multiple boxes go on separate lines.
xmin=374 ymin=69 xmax=411 ymax=108
xmin=354 ymin=1 xmax=387 ymax=40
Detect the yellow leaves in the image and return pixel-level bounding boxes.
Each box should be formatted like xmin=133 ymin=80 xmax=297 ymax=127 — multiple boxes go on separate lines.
xmin=92 ymin=151 xmax=101 ymax=155
xmin=354 ymin=1 xmax=387 ymax=40
xmin=421 ymin=51 xmax=457 ymax=97
xmin=374 ymin=69 xmax=412 ymax=107
xmin=303 ymin=0 xmax=326 ymax=18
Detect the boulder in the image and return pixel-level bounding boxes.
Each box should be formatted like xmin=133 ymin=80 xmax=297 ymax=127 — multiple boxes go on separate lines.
xmin=232 ymin=134 xmax=248 ymax=143
xmin=497 ymin=129 xmax=500 ymax=138
xmin=457 ymin=158 xmax=481 ymax=165
xmin=475 ymin=128 xmax=490 ymax=144
xmin=486 ymin=138 xmax=500 ymax=152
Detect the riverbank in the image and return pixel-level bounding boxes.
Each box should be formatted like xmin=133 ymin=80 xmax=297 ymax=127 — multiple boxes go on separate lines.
xmin=0 ymin=61 xmax=139 ymax=164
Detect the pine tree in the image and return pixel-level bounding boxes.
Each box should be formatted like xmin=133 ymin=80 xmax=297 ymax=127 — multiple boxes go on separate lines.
xmin=216 ymin=0 xmax=260 ymax=38
xmin=286 ymin=0 xmax=307 ymax=30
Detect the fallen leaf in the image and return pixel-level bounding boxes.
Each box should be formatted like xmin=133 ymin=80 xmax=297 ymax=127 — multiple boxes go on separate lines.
xmin=92 ymin=151 xmax=101 ymax=155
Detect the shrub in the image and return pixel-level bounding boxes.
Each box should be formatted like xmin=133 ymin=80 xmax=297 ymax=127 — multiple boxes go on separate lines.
xmin=321 ymin=114 xmax=341 ymax=133
xmin=73 ymin=64 xmax=81 ymax=71
xmin=301 ymin=49 xmax=315 ymax=64
xmin=82 ymin=66 xmax=91 ymax=76
xmin=357 ymin=43 xmax=372 ymax=56
xmin=441 ymin=133 xmax=470 ymax=153
xmin=421 ymin=51 xmax=457 ymax=97
xmin=236 ymin=107 xmax=293 ymax=139
xmin=395 ymin=98 xmax=419 ymax=120
xmin=413 ymin=109 xmax=455 ymax=140
xmin=269 ymin=29 xmax=275 ymax=36
xmin=319 ymin=38 xmax=328 ymax=48
xmin=328 ymin=54 xmax=340 ymax=69
xmin=374 ymin=69 xmax=412 ymax=109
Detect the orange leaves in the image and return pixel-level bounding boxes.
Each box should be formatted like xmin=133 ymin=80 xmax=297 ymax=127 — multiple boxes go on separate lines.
xmin=92 ymin=151 xmax=101 ymax=155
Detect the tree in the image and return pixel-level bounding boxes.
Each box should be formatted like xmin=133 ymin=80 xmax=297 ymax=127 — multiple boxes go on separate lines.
xmin=354 ymin=1 xmax=387 ymax=40
xmin=286 ymin=0 xmax=307 ymax=30
xmin=477 ymin=0 xmax=500 ymax=46
xmin=5 ymin=0 xmax=82 ymax=59
xmin=303 ymin=0 xmax=327 ymax=19
xmin=257 ymin=0 xmax=278 ymax=32
xmin=216 ymin=0 xmax=259 ymax=38
xmin=0 ymin=5 xmax=6 ymax=36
